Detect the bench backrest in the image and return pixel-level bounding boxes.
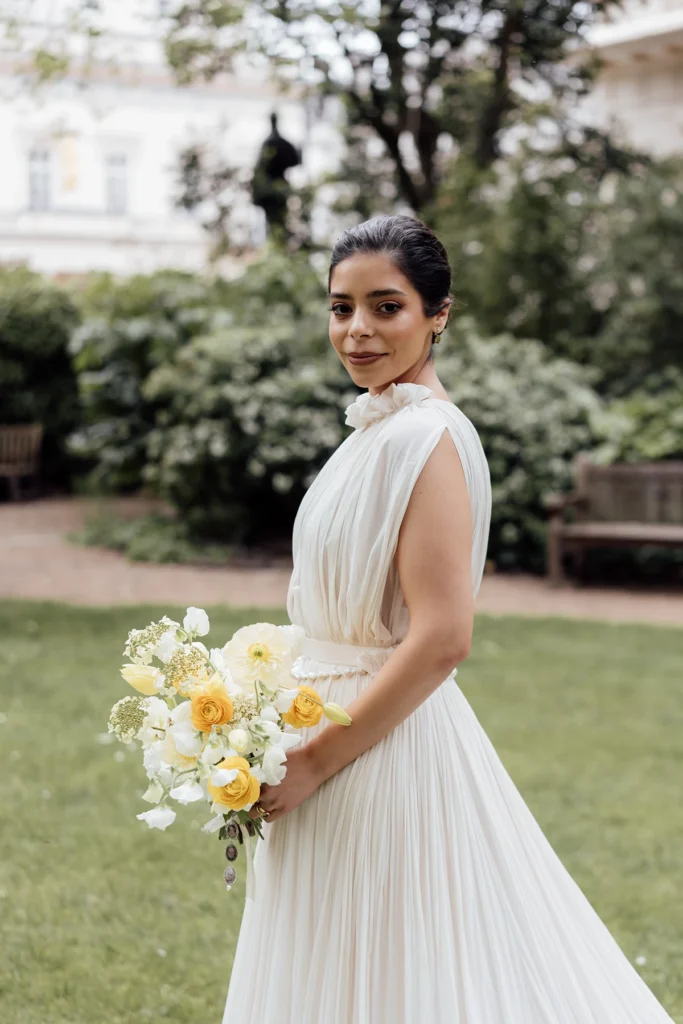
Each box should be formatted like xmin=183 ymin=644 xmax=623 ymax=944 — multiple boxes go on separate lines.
xmin=575 ymin=456 xmax=683 ymax=524
xmin=0 ymin=424 xmax=43 ymax=467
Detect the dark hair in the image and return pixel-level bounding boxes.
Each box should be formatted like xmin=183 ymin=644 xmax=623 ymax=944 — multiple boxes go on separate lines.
xmin=328 ymin=215 xmax=452 ymax=324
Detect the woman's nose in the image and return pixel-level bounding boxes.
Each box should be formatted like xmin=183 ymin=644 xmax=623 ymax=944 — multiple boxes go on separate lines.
xmin=349 ymin=310 xmax=372 ymax=338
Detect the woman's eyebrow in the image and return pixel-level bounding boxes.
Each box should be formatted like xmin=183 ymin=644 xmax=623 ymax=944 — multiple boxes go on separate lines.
xmin=329 ymin=288 xmax=407 ymax=299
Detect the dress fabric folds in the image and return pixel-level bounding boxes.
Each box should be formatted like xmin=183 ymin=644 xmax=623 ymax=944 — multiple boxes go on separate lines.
xmin=223 ymin=382 xmax=675 ymax=1024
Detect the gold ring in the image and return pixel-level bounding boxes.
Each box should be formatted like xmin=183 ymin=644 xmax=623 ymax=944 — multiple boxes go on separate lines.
xmin=255 ymin=803 xmax=269 ymax=818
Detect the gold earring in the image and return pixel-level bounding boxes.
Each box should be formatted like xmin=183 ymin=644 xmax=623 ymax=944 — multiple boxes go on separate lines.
xmin=433 ymin=332 xmax=442 ymax=344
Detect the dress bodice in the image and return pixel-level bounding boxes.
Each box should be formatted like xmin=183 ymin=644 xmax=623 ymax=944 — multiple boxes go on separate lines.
xmin=286 ymin=383 xmax=492 ymax=647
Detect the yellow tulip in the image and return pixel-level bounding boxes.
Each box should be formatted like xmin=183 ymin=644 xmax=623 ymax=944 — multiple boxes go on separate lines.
xmin=120 ymin=664 xmax=159 ymax=696
xmin=323 ymin=702 xmax=352 ymax=726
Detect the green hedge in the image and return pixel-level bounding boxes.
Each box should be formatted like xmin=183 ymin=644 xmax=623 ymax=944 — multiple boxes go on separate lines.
xmin=0 ymin=267 xmax=81 ymax=488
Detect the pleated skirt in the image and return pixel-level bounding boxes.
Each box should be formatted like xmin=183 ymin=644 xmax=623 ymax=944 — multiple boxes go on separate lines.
xmin=222 ymin=652 xmax=676 ymax=1024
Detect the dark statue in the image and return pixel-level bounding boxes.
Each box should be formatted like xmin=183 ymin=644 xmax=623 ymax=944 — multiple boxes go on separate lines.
xmin=251 ymin=111 xmax=301 ymax=233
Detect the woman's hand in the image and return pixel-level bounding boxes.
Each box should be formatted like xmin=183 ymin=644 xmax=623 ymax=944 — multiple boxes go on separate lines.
xmin=249 ymin=746 xmax=322 ymax=824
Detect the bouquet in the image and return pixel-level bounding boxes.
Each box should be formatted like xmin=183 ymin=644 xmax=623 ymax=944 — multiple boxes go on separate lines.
xmin=107 ymin=607 xmax=352 ymax=898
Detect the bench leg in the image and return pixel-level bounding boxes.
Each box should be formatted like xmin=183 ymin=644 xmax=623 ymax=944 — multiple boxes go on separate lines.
xmin=548 ymin=527 xmax=565 ymax=586
xmin=8 ymin=475 xmax=22 ymax=502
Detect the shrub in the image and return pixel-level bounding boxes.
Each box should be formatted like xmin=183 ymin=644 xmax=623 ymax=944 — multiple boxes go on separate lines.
xmin=438 ymin=320 xmax=603 ymax=571
xmin=142 ymin=327 xmax=354 ymax=544
xmin=0 ymin=267 xmax=80 ymax=489
xmin=591 ymin=367 xmax=683 ymax=463
xmin=67 ymin=271 xmax=232 ymax=492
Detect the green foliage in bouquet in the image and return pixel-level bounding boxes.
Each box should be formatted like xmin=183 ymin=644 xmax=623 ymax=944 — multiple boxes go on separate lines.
xmin=438 ymin=320 xmax=602 ymax=572
xmin=0 ymin=266 xmax=81 ymax=488
xmin=67 ymin=271 xmax=232 ymax=492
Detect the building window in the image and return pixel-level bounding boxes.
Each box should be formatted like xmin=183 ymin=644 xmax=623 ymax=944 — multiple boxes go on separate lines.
xmin=105 ymin=153 xmax=128 ymax=214
xmin=28 ymin=148 xmax=51 ymax=211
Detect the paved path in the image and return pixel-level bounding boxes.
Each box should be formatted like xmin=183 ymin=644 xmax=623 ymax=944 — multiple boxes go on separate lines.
xmin=1 ymin=498 xmax=681 ymax=626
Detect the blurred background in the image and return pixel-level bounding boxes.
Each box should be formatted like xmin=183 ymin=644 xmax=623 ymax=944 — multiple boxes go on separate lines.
xmin=0 ymin=2 xmax=682 ymax=1022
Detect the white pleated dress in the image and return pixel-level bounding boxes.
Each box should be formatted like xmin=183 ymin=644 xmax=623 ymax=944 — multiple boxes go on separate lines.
xmin=222 ymin=382 xmax=675 ymax=1024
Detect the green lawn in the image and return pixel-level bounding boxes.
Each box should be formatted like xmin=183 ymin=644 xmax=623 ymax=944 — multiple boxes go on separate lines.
xmin=0 ymin=601 xmax=681 ymax=1023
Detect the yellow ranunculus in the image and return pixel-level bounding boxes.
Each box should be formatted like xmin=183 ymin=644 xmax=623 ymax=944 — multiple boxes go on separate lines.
xmin=190 ymin=683 xmax=234 ymax=733
xmin=208 ymin=756 xmax=260 ymax=811
xmin=120 ymin=663 xmax=159 ymax=696
xmin=281 ymin=685 xmax=324 ymax=728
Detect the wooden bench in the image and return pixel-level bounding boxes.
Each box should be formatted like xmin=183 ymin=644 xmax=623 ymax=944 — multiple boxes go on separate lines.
xmin=546 ymin=454 xmax=683 ymax=585
xmin=0 ymin=424 xmax=43 ymax=501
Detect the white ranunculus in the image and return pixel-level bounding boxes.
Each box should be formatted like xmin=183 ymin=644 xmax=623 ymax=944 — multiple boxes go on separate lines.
xmin=184 ymin=606 xmax=210 ymax=636
xmin=170 ymin=779 xmax=205 ymax=804
xmin=137 ymin=806 xmax=176 ymax=830
xmin=261 ymin=744 xmax=288 ymax=785
xmin=227 ymin=728 xmax=251 ymax=755
xmin=210 ymin=766 xmax=239 ymax=787
xmin=142 ymin=780 xmax=164 ymax=804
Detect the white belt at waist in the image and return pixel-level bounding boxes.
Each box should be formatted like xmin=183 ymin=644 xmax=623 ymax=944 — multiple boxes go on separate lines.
xmin=291 ymin=636 xmax=399 ymax=681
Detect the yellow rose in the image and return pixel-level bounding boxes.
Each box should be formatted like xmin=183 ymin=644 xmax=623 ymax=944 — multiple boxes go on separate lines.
xmin=281 ymin=685 xmax=323 ymax=728
xmin=120 ymin=664 xmax=159 ymax=696
xmin=208 ymin=756 xmax=260 ymax=811
xmin=190 ymin=684 xmax=234 ymax=732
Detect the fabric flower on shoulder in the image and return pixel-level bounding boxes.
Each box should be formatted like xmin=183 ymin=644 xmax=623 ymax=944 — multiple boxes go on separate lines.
xmin=345 ymin=382 xmax=435 ymax=430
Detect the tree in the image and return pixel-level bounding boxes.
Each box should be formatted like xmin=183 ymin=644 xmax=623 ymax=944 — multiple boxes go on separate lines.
xmin=165 ymin=0 xmax=622 ymax=213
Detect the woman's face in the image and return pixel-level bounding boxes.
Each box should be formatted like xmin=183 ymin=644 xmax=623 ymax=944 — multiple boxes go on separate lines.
xmin=328 ymin=252 xmax=449 ymax=391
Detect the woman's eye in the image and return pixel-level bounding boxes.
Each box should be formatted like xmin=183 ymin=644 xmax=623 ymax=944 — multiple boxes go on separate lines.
xmin=378 ymin=302 xmax=401 ymax=314
xmin=329 ymin=303 xmax=351 ymax=315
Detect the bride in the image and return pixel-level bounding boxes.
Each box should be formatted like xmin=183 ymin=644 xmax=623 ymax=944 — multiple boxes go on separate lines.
xmin=222 ymin=215 xmax=675 ymax=1023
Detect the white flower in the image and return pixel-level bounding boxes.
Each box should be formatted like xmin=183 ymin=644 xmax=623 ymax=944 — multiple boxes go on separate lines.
xmin=168 ymin=701 xmax=203 ymax=757
xmin=278 ymin=624 xmax=305 ymax=660
xmin=139 ymin=696 xmax=170 ymax=747
xmin=222 ymin=622 xmax=297 ymax=688
xmin=260 ymin=744 xmax=288 ymax=785
xmin=227 ymin=728 xmax=251 ymax=754
xmin=258 ymin=720 xmax=282 ymax=742
xmin=258 ymin=705 xmax=279 ymax=724
xmin=170 ymin=779 xmax=205 ymax=804
xmin=344 ymin=382 xmax=435 ymax=430
xmin=142 ymin=780 xmax=164 ymax=804
xmin=184 ymin=607 xmax=210 ymax=636
xmin=202 ymin=813 xmax=226 ymax=834
xmin=210 ymin=766 xmax=239 ymax=787
xmin=200 ymin=736 xmax=229 ymax=765
xmin=273 ymin=687 xmax=301 ymax=713
xmin=156 ymin=629 xmax=181 ymax=664
xmin=137 ymin=806 xmax=176 ymax=830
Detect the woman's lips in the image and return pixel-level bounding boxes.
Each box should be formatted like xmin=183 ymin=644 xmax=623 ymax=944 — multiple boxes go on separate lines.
xmin=347 ymin=353 xmax=387 ymax=366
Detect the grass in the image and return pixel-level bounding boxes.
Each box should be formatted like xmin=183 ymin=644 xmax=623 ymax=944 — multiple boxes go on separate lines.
xmin=0 ymin=601 xmax=681 ymax=1023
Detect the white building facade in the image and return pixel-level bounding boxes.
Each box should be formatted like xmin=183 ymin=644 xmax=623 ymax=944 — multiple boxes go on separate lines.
xmin=0 ymin=2 xmax=340 ymax=276
xmin=584 ymin=0 xmax=683 ymax=156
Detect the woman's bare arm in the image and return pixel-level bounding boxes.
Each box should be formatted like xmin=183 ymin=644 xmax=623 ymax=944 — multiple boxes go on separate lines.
xmin=304 ymin=429 xmax=474 ymax=786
